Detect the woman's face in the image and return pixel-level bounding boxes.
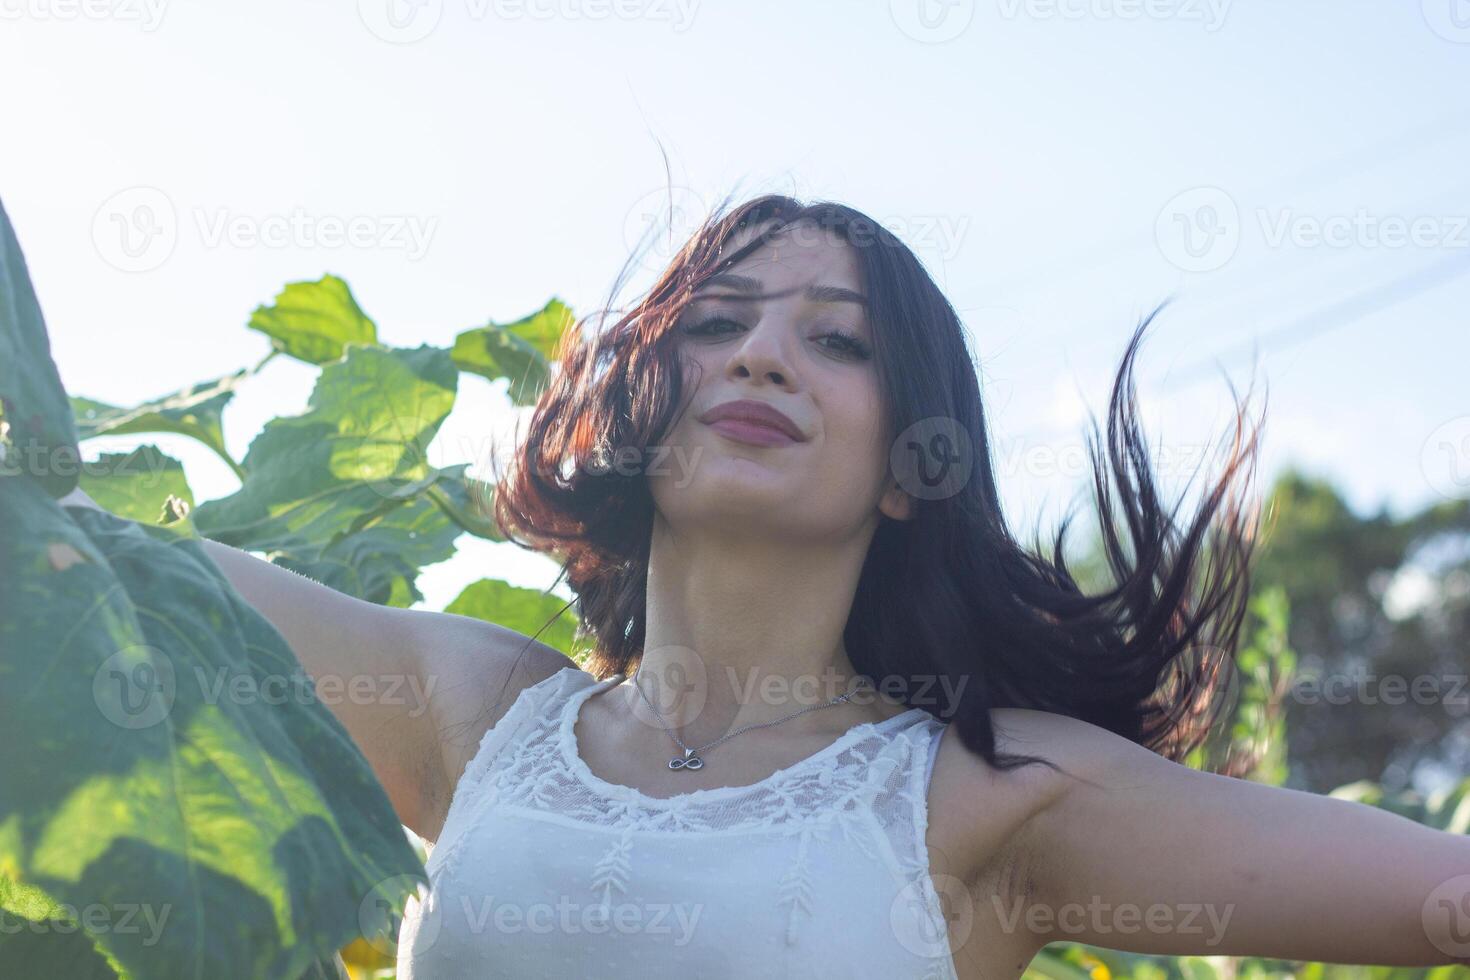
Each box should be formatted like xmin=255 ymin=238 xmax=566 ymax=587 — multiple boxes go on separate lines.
xmin=648 ymin=219 xmax=914 ymax=540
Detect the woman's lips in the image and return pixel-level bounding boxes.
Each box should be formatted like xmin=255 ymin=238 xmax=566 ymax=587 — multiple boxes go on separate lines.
xmin=705 ymin=418 xmax=798 ymax=447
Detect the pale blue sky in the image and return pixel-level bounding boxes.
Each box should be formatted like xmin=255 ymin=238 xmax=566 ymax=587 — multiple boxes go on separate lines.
xmin=4 ymin=0 xmax=1468 ymax=610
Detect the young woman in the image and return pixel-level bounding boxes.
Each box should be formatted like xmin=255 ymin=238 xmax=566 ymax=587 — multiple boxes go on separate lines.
xmin=66 ymin=194 xmax=1469 ymax=977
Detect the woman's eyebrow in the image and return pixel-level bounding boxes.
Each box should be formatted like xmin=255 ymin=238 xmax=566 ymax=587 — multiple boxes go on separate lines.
xmin=696 ymin=272 xmax=868 ymax=307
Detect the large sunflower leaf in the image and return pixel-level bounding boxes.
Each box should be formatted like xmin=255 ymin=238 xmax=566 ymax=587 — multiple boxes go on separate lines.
xmin=0 ymin=475 xmax=425 ymax=979
xmin=0 ymin=198 xmax=80 ymax=497
xmin=450 ymin=297 xmax=572 ymax=406
xmin=445 ymin=577 xmax=583 ymax=656
xmin=78 ymin=445 xmax=195 ymax=525
xmin=0 ymin=201 xmax=423 ymax=978
xmin=0 ymin=875 xmax=122 ymax=979
xmin=425 ymin=462 xmax=504 ymax=542
xmin=191 ymin=343 xmax=459 ymax=605
xmin=270 ymin=488 xmax=465 ymax=608
xmin=248 ymin=276 xmax=377 ymax=366
xmin=70 ymin=370 xmax=247 ymax=478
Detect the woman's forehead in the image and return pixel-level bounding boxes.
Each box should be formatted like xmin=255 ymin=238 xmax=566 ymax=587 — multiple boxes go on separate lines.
xmin=716 ymin=219 xmax=863 ymax=290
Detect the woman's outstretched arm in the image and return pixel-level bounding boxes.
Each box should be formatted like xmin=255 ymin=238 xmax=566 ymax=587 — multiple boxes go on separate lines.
xmin=55 ymin=486 xmax=576 ymax=842
xmin=963 ymin=708 xmax=1469 ymax=965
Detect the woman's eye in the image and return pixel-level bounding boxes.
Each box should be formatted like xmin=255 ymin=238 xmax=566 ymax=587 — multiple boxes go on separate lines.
xmin=817 ymin=330 xmax=873 ymax=360
xmin=680 ymin=316 xmax=872 ymax=361
xmin=681 ymin=316 xmax=743 ymax=337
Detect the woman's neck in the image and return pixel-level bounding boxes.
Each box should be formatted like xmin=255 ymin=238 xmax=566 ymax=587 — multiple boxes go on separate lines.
xmin=634 ymin=517 xmax=906 ymax=739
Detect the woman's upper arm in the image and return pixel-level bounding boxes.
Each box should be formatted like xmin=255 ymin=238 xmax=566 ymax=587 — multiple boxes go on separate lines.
xmin=196 ymin=536 xmax=576 ymax=841
xmin=996 ymin=710 xmax=1469 ymax=965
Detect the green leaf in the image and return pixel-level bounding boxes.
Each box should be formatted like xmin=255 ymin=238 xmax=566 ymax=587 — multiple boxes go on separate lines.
xmin=445 ymin=578 xmax=582 ymax=656
xmin=273 ymin=489 xmax=464 ymax=608
xmin=1427 ymin=777 xmax=1470 ymax=834
xmin=78 ymin=445 xmax=195 ymax=525
xmin=248 ymin=276 xmax=378 ymax=365
xmin=0 ymin=919 xmax=122 ymax=980
xmin=0 ymin=476 xmax=424 ymax=979
xmin=71 ymin=370 xmax=247 ymax=479
xmin=425 ymin=463 xmax=503 ymax=541
xmin=191 ymin=344 xmax=459 ymax=605
xmin=1177 ymin=958 xmax=1224 ymax=980
xmin=450 ymin=298 xmax=572 ymax=406
xmin=0 ymin=197 xmax=81 ymax=496
xmin=1022 ymin=949 xmax=1096 ymax=980
xmin=0 ymin=875 xmax=122 ymax=979
xmin=502 ymin=297 xmax=574 ymax=360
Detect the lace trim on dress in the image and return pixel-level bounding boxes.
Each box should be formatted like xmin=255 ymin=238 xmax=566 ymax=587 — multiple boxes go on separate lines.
xmin=486 ymin=670 xmax=931 ymax=831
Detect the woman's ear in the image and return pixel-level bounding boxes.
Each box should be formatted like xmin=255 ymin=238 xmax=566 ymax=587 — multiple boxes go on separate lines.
xmin=878 ymin=480 xmax=916 ymax=522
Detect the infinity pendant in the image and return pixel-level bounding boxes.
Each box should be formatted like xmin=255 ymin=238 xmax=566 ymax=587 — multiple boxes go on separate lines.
xmin=669 ymin=750 xmax=704 ymax=771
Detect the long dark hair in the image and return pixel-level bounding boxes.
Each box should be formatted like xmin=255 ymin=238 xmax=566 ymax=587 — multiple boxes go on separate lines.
xmin=485 ymin=191 xmax=1265 ymax=774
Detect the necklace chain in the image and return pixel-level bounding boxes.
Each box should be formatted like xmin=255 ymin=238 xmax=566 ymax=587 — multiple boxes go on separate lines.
xmin=629 ymin=671 xmax=870 ymax=772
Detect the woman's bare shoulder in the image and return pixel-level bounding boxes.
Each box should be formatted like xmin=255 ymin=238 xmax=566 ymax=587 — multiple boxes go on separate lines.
xmin=927 ymin=707 xmax=1121 ymax=885
xmin=409 ymin=611 xmax=579 ymax=841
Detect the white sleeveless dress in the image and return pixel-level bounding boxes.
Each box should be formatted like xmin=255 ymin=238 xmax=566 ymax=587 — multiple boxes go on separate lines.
xmin=396 ymin=666 xmax=960 ymax=979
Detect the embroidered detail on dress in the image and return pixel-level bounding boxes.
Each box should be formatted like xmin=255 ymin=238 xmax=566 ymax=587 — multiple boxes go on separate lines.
xmin=590 ymin=826 xmax=635 ymax=918
xmin=777 ymin=826 xmax=816 ymax=945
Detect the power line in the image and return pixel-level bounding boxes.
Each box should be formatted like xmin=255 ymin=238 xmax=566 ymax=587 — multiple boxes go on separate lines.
xmin=976 ymin=108 xmax=1470 ymax=302
xmin=1160 ymin=246 xmax=1470 ymax=390
xmin=999 ymin=246 xmax=1470 ymax=446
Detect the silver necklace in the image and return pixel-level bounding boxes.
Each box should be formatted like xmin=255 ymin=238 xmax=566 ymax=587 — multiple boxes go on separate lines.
xmin=628 ymin=671 xmax=870 ymax=772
